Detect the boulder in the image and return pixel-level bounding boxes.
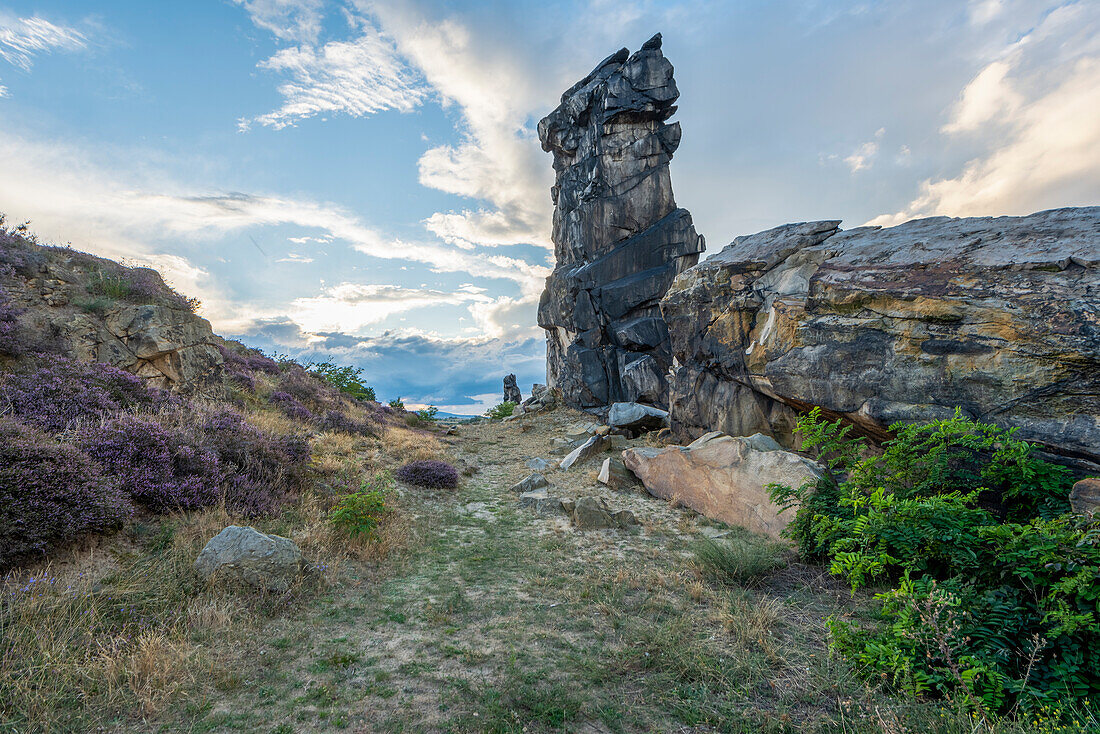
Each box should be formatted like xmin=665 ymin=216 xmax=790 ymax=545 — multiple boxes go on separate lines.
xmin=509 ymin=472 xmax=550 ymax=494
xmin=537 ymin=33 xmax=705 ymax=409
xmin=1070 ymin=478 xmax=1100 ymax=517
xmin=194 ymin=526 xmax=305 ymax=592
xmin=597 ymin=457 xmax=639 ymax=489
xmin=564 ymin=421 xmax=600 ymax=441
xmin=608 ymin=402 xmax=669 ymax=432
xmin=503 ymin=373 xmax=522 ymax=404
xmin=560 ymin=435 xmax=608 ymax=470
xmin=662 ymin=208 xmax=1100 ymax=472
xmin=517 ymin=488 xmax=563 ymax=514
xmin=622 ymin=433 xmax=824 ymax=538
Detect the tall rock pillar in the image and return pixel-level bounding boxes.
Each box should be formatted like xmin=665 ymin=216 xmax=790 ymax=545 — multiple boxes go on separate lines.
xmin=536 ymin=33 xmax=704 ymax=408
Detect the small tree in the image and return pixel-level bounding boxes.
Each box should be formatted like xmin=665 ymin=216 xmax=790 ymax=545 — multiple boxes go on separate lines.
xmin=485 ymin=401 xmax=517 ymax=419
xmin=307 ymin=361 xmax=376 ymax=401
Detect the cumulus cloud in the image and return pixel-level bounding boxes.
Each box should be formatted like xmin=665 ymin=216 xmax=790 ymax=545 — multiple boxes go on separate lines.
xmin=870 ymin=1 xmax=1100 ymax=225
xmin=368 ymin=3 xmax=554 ymax=249
xmin=239 ymin=23 xmax=428 ymax=131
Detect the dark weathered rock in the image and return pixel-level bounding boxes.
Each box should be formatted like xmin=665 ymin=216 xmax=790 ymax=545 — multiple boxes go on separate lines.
xmin=608 ymin=402 xmax=668 ymax=432
xmin=663 ymin=208 xmax=1100 ymax=471
xmin=537 ymin=34 xmax=704 ymax=409
xmin=510 ymin=472 xmax=550 ymax=494
xmin=503 ymin=373 xmax=521 ymax=404
xmin=559 ymin=434 xmax=607 ymax=470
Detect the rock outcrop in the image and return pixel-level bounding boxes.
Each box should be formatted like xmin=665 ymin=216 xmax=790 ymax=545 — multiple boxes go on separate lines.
xmin=662 ymin=208 xmax=1100 ymax=471
xmin=537 ymin=33 xmax=704 ymax=409
xmin=503 ymin=373 xmax=521 ymax=404
xmin=623 ymin=433 xmax=824 ymax=538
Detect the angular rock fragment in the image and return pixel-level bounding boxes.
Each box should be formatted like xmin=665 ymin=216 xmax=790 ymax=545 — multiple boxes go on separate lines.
xmin=525 ymin=457 xmax=553 ymax=472
xmin=607 ymin=402 xmax=669 ymax=432
xmin=571 ymin=496 xmax=637 ymax=530
xmin=560 ymin=435 xmax=607 ymax=470
xmin=597 ymin=457 xmax=639 ymax=489
xmin=623 ymin=433 xmax=823 ymax=538
xmin=509 ymin=472 xmax=550 ymax=494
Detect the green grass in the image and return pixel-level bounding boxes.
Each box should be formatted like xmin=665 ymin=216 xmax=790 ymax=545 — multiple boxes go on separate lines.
xmin=692 ymin=534 xmax=788 ymax=583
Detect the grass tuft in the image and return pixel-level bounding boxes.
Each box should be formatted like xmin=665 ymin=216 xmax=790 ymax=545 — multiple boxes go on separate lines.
xmin=692 ymin=535 xmax=788 ymax=584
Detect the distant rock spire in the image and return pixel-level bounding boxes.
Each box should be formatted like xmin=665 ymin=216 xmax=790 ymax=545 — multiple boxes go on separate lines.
xmin=536 ymin=33 xmax=704 ymax=408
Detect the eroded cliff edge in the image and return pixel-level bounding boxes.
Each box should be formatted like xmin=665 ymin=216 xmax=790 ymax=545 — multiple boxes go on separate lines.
xmin=662 ymin=208 xmax=1100 ymax=471
xmin=537 ymin=33 xmax=704 ymax=408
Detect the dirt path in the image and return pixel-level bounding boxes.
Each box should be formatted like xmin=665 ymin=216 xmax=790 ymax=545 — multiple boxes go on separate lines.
xmin=171 ymin=408 xmax=858 ymax=734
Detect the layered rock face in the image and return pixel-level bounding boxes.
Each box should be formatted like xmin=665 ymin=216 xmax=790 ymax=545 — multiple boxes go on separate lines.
xmin=537 ymin=34 xmax=704 ymax=408
xmin=663 ymin=207 xmax=1100 ymax=471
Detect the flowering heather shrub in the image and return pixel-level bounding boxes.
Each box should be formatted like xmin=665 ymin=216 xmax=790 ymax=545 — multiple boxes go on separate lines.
xmin=217 ymin=344 xmax=280 ymax=376
xmin=87 ymin=265 xmax=200 ymax=313
xmin=74 ymin=415 xmax=220 ymax=512
xmin=0 ymin=356 xmax=169 ymax=431
xmin=200 ymin=409 xmax=311 ymax=515
xmin=318 ymin=409 xmax=377 ymax=437
xmin=276 ymin=365 xmax=328 ymax=403
xmin=0 ymin=417 xmax=130 ymax=570
xmin=395 ymin=459 xmax=459 ymax=489
xmin=269 ymin=390 xmax=315 ymax=422
xmin=0 ymin=287 xmax=24 ymax=356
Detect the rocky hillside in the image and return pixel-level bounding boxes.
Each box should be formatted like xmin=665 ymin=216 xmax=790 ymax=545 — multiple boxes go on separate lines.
xmin=0 ymin=229 xmax=224 ymax=389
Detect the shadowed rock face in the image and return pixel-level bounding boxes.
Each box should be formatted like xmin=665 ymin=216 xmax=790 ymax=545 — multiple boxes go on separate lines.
xmin=662 ymin=207 xmax=1100 ymax=472
xmin=537 ymin=33 xmax=704 ymax=408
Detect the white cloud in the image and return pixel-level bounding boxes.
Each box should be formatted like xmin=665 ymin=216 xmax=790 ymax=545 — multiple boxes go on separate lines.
xmin=941 ymin=60 xmax=1021 ymax=133
xmin=368 ymin=3 xmax=554 ymax=249
xmin=467 ymin=292 xmax=542 ymax=340
xmin=968 ymin=0 xmax=1005 ymax=26
xmin=0 ymin=15 xmax=85 ymax=71
xmin=289 ymin=282 xmax=492 ymax=333
xmin=870 ymin=2 xmax=1100 ymax=225
xmin=276 ymin=252 xmax=313 ymax=263
xmin=844 ymin=127 xmax=885 ymax=172
xmin=239 ymin=22 xmax=428 ymax=130
xmin=233 ymin=0 xmax=324 ymax=44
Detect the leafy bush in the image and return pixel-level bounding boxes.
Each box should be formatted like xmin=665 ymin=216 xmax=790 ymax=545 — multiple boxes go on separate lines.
xmin=769 ymin=408 xmax=1089 ymax=713
xmin=416 ymin=405 xmax=439 ymax=422
xmin=329 ymin=475 xmax=392 ymax=538
xmin=0 ymin=356 xmax=170 ymax=432
xmin=692 ymin=535 xmax=787 ymax=583
xmin=485 ymin=401 xmax=517 ymax=419
xmin=395 ymin=459 xmax=458 ymax=489
xmin=308 ymin=361 xmax=375 ymax=401
xmin=388 ymin=397 xmax=405 ymax=411
xmin=0 ymin=417 xmax=129 ymax=569
xmin=74 ymin=415 xmax=220 ymax=512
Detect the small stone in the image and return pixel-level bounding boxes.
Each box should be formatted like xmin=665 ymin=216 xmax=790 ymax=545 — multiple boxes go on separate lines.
xmin=597 ymin=457 xmax=638 ymax=489
xmin=509 ymin=472 xmax=550 ymax=494
xmin=564 ymin=422 xmax=599 ymax=442
xmin=560 ymin=498 xmax=576 ymax=514
xmin=572 ymin=496 xmax=616 ymax=530
xmin=612 ymin=509 xmax=638 ymax=527
xmin=606 ymin=434 xmax=628 ymax=450
xmin=194 ymin=526 xmax=305 ymax=592
xmin=525 ymin=457 xmax=553 ymax=472
xmin=1070 ymin=478 xmax=1100 ymax=517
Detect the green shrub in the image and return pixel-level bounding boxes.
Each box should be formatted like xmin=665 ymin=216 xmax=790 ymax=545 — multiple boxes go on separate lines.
xmin=388 ymin=397 xmax=405 ymax=411
xmin=485 ymin=401 xmax=517 ymax=419
xmin=691 ymin=535 xmax=787 ymax=583
xmin=307 ymin=361 xmax=376 ymax=402
xmin=329 ymin=476 xmax=391 ymax=538
xmin=769 ymin=408 xmax=1090 ymax=714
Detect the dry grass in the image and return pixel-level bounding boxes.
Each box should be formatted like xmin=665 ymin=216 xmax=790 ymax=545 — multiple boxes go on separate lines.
xmin=383 ymin=424 xmax=445 ymax=462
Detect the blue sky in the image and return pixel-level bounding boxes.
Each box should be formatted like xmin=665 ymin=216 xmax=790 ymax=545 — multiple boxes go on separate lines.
xmin=0 ymin=0 xmax=1097 ymax=413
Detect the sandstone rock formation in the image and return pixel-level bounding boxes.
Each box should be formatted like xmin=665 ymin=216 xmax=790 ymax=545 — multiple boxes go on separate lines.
xmin=537 ymin=33 xmax=704 ymax=408
xmin=503 ymin=373 xmax=521 ymax=404
xmin=663 ymin=208 xmax=1100 ymax=471
xmin=623 ymin=433 xmax=824 ymax=538
xmin=194 ymin=525 xmax=305 ymax=592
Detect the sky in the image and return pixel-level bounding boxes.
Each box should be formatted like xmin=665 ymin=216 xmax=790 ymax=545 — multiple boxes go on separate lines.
xmin=0 ymin=0 xmax=1096 ymax=414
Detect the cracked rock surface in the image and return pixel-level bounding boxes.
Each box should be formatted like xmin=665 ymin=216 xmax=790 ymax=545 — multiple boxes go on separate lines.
xmin=662 ymin=207 xmax=1100 ymax=472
